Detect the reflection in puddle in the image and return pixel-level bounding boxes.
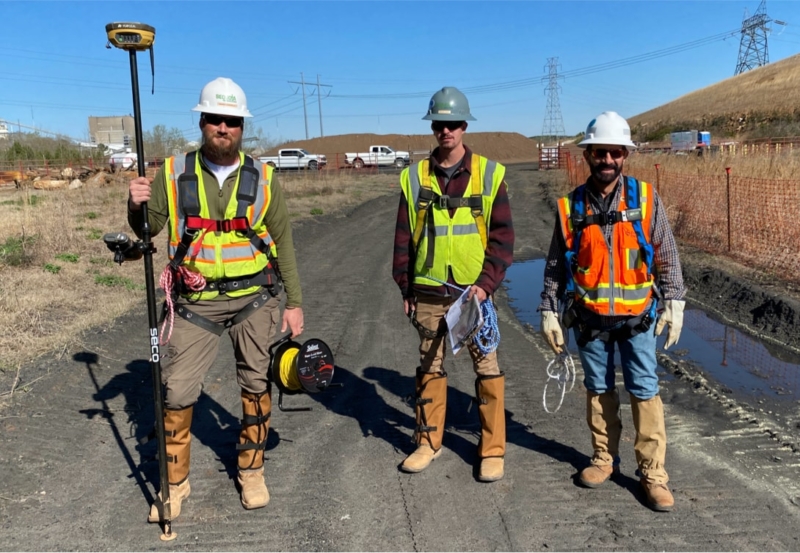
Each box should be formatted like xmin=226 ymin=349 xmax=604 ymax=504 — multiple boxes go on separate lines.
xmin=505 ymin=259 xmax=800 ymax=402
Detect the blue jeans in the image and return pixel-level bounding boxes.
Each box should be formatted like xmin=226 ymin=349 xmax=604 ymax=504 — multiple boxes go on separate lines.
xmin=573 ymin=325 xmax=659 ymax=399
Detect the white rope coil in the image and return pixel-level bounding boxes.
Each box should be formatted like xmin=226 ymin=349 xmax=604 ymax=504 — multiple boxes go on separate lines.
xmin=543 ymin=351 xmax=576 ymax=413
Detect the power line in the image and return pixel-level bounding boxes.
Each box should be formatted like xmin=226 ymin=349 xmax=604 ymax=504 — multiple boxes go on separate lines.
xmin=326 ymin=27 xmax=741 ymax=101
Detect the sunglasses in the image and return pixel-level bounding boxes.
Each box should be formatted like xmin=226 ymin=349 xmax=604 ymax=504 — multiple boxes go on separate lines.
xmin=590 ymin=148 xmax=626 ymax=160
xmin=203 ymin=114 xmax=244 ymax=128
xmin=432 ymin=121 xmax=465 ymax=132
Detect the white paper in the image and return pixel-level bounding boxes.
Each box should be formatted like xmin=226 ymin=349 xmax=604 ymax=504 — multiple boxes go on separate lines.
xmin=445 ymin=288 xmax=484 ymax=356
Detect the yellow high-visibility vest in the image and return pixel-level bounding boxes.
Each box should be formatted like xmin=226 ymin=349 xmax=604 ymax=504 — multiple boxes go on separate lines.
xmin=401 ymin=154 xmax=505 ymax=287
xmin=165 ymin=151 xmax=275 ymax=300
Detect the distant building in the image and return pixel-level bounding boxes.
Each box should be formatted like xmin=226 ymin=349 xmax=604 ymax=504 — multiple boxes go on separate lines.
xmin=0 ymin=121 xmax=8 ymax=140
xmin=88 ymin=116 xmax=136 ymax=150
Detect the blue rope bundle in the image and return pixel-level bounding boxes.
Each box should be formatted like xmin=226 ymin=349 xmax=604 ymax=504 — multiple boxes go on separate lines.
xmin=423 ymin=277 xmax=501 ymax=355
xmin=475 ymin=298 xmax=500 ymax=355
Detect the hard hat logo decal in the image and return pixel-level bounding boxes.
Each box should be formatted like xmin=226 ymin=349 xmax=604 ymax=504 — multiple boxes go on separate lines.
xmin=193 ymin=77 xmax=253 ymax=117
xmin=422 ymin=86 xmax=475 ymax=121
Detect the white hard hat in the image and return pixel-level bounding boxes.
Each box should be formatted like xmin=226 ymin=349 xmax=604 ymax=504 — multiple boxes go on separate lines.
xmin=192 ymin=77 xmax=253 ymax=118
xmin=578 ymin=111 xmax=637 ymax=149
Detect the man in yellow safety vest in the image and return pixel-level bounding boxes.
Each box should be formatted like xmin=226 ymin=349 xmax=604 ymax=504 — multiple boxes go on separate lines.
xmin=128 ymin=77 xmax=304 ymax=521
xmin=393 ymin=86 xmax=515 ymax=482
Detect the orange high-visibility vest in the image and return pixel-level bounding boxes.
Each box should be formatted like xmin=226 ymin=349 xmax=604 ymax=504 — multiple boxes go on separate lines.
xmin=556 ymin=179 xmax=655 ymax=316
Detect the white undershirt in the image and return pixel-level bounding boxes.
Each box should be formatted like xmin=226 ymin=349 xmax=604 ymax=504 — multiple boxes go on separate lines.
xmin=203 ymin=155 xmax=240 ymax=189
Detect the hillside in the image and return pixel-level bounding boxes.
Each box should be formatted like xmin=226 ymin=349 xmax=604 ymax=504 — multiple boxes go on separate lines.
xmin=629 ymin=53 xmax=800 ymax=142
xmin=265 ymin=132 xmax=538 ymax=166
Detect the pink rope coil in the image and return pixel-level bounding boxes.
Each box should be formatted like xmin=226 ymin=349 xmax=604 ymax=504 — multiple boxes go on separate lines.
xmin=158 ymin=265 xmax=206 ymax=345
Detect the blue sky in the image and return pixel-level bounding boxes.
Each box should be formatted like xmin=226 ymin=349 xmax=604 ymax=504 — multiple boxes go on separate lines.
xmin=2 ymin=0 xmax=800 ymax=144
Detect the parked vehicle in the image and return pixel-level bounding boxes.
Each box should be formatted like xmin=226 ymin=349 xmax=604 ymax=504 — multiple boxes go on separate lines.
xmin=345 ymin=145 xmax=410 ymax=169
xmin=108 ymin=151 xmax=147 ymax=171
xmin=258 ymin=149 xmax=326 ymax=171
xmin=670 ymin=130 xmax=711 ymax=152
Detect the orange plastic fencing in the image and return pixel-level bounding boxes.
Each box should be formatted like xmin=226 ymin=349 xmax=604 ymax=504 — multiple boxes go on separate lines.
xmin=564 ymin=152 xmax=800 ymax=285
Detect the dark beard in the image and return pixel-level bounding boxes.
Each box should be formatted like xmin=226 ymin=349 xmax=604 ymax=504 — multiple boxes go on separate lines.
xmin=590 ymin=162 xmax=621 ymax=185
xmin=202 ymin=134 xmax=242 ymax=161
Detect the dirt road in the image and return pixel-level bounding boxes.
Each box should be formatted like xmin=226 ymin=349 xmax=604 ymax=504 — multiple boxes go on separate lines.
xmin=2 ymin=164 xmax=799 ymax=550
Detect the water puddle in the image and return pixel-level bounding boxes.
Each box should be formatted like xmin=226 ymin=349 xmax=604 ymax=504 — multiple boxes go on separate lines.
xmin=505 ymin=259 xmax=800 ymax=402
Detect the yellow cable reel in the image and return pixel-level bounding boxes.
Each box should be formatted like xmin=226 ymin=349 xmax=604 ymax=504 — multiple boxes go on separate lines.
xmin=269 ymin=336 xmax=336 ymax=412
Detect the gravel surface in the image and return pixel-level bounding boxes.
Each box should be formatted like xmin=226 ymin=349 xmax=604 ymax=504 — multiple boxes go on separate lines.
xmin=1 ymin=163 xmax=799 ymax=551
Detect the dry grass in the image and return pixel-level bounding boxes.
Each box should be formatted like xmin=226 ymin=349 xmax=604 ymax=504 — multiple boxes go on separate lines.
xmin=0 ymin=171 xmax=398 ymax=375
xmin=629 ymin=53 xmax=800 ymax=140
xmin=626 ymin=149 xmax=800 ymax=180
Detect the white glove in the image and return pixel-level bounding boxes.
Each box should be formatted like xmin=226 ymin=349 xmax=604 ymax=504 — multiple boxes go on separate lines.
xmin=655 ymin=299 xmax=685 ymax=350
xmin=541 ymin=311 xmax=565 ymax=354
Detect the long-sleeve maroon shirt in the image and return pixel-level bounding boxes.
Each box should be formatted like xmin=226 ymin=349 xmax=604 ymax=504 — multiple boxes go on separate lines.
xmin=392 ymin=145 xmax=515 ymax=299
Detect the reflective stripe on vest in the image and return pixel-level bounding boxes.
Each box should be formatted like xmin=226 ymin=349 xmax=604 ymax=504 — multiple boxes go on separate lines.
xmin=557 ymin=179 xmax=654 ymax=316
xmin=165 ymin=151 xmax=275 ymax=299
xmin=401 ymin=154 xmax=505 ymax=287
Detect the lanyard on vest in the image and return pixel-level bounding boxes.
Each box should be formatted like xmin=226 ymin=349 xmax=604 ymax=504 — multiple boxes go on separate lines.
xmin=169 ymin=151 xmax=273 ymax=269
xmin=411 ymin=155 xmax=487 ymax=268
xmin=563 ymin=176 xmax=654 ymax=297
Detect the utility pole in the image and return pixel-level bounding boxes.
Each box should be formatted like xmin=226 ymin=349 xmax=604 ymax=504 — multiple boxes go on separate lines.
xmin=316 ymin=74 xmax=331 ymax=138
xmin=734 ymin=0 xmax=784 ymax=75
xmin=289 ymin=73 xmax=331 ymax=139
xmin=300 ymin=72 xmax=308 ymax=139
xmin=541 ymin=57 xmax=565 ymax=146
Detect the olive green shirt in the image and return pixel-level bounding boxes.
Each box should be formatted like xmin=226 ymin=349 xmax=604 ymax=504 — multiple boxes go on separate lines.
xmin=127 ymin=153 xmax=302 ymax=307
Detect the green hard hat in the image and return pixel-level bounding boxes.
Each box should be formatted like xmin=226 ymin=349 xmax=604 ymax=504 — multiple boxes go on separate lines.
xmin=422 ymin=86 xmax=476 ymax=121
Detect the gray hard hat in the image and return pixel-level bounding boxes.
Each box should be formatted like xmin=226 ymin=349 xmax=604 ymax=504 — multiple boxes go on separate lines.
xmin=422 ymin=86 xmax=476 ymax=121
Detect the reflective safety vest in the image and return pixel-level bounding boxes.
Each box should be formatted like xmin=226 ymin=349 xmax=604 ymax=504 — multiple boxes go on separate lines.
xmin=401 ymin=154 xmax=505 ymax=287
xmin=557 ymin=176 xmax=655 ymax=316
xmin=165 ymin=151 xmax=276 ymax=300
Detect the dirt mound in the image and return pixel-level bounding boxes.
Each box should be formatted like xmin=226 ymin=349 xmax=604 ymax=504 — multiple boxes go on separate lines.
xmin=266 ymin=132 xmax=539 ymax=166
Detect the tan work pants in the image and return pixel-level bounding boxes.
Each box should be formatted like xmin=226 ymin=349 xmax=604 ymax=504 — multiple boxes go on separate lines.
xmin=163 ymin=294 xmax=281 ymax=409
xmin=416 ymin=295 xmax=500 ymax=376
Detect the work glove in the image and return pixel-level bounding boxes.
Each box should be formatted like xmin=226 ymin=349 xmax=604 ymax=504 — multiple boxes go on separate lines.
xmin=655 ymin=299 xmax=685 ymax=350
xmin=541 ymin=310 xmax=565 ymax=354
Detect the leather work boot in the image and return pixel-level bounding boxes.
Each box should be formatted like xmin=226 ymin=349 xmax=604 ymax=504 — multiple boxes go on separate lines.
xmin=476 ymin=373 xmax=506 ymax=482
xmin=148 ymin=406 xmax=193 ymax=523
xmin=401 ymin=444 xmax=443 ymax=473
xmin=147 ymin=479 xmax=191 ymax=523
xmin=238 ymin=468 xmax=270 ymax=510
xmin=631 ymin=394 xmax=673 ymax=511
xmin=237 ymin=390 xmax=271 ymax=510
xmin=578 ymin=389 xmax=622 ymax=488
xmin=401 ymin=369 xmax=447 ymax=473
xmin=578 ymin=464 xmax=619 ymax=488
xmin=479 ymin=458 xmax=505 ymax=482
xmin=641 ymin=480 xmax=674 ymax=512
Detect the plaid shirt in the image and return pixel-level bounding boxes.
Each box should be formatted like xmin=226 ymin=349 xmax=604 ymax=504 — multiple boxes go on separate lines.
xmin=539 ymin=175 xmax=685 ymax=325
xmin=392 ymin=145 xmax=515 ymax=298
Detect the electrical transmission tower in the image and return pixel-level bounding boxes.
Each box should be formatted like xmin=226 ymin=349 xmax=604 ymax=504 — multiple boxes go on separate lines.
xmin=734 ymin=0 xmax=773 ymax=75
xmin=541 ymin=57 xmax=565 ymax=146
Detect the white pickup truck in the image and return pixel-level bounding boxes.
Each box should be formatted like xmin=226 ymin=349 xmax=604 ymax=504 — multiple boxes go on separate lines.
xmin=258 ymin=148 xmax=327 ymax=171
xmin=345 ymin=145 xmax=410 ymax=169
